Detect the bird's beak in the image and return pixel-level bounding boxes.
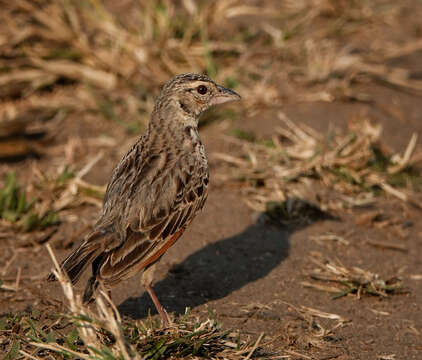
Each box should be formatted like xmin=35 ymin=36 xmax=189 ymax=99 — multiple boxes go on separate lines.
xmin=210 ymin=85 xmax=241 ymax=105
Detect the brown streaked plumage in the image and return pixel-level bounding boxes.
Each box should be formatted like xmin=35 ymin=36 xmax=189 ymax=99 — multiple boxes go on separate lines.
xmin=48 ymin=73 xmax=240 ymax=323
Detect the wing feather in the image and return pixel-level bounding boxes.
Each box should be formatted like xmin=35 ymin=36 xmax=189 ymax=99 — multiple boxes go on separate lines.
xmin=95 ymin=155 xmax=208 ymax=286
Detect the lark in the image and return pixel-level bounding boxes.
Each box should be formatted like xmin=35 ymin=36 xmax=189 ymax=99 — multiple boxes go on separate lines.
xmin=48 ymin=73 xmax=240 ymax=323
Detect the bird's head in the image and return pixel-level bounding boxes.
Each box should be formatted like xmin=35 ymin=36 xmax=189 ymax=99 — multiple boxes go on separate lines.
xmin=156 ymin=73 xmax=241 ymax=119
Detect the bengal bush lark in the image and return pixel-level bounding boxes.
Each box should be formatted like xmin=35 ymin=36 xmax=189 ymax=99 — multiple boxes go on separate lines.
xmin=48 ymin=73 xmax=240 ymax=323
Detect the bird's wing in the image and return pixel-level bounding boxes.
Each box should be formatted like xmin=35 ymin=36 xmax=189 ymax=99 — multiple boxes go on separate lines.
xmin=95 ymin=150 xmax=209 ymax=285
xmin=99 ymin=135 xmax=149 ymax=224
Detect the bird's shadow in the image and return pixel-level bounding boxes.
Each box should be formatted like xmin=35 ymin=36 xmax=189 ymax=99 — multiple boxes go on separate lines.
xmin=118 ymin=198 xmax=336 ymax=319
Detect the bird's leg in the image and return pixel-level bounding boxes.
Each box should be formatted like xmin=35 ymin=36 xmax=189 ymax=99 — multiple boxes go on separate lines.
xmin=145 ymin=283 xmax=169 ymax=325
xmin=141 ymin=264 xmax=170 ymax=325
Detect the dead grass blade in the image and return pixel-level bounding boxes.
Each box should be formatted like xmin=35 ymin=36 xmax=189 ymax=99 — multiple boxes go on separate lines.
xmin=216 ymin=112 xmax=421 ymax=212
xmin=309 ymin=233 xmax=350 ymax=246
xmin=1 ymin=246 xmax=262 ymax=359
xmin=303 ymin=255 xmax=405 ymax=299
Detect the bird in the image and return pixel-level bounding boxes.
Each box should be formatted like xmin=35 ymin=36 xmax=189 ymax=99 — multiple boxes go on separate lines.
xmin=48 ymin=73 xmax=241 ymax=324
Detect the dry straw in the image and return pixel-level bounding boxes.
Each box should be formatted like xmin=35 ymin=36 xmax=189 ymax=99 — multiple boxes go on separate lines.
xmin=3 ymin=244 xmax=261 ymax=359
xmin=214 ymin=111 xmax=421 ymax=212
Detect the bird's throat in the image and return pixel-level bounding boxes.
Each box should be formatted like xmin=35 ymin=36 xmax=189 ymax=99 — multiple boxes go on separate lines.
xmin=178 ymin=100 xmax=192 ymax=115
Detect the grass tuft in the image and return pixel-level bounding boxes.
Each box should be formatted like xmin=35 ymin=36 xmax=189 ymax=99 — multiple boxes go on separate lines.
xmin=302 ymin=255 xmax=405 ymax=299
xmin=264 ymin=197 xmax=337 ymax=228
xmin=0 ymin=245 xmax=264 ymax=359
xmin=214 ymin=113 xmax=422 ymax=212
xmin=0 ymin=172 xmax=59 ymax=232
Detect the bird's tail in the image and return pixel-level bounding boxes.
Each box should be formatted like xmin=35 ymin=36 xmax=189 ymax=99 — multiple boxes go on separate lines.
xmin=47 ymin=230 xmax=103 ymax=285
xmin=82 ymin=276 xmax=99 ymax=303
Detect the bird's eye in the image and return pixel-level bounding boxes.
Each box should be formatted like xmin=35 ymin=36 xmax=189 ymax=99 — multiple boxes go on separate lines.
xmin=197 ymin=85 xmax=208 ymax=95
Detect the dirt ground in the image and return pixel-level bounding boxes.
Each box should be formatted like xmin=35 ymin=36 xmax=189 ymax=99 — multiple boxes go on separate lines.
xmin=1 ymin=1 xmax=422 ymax=359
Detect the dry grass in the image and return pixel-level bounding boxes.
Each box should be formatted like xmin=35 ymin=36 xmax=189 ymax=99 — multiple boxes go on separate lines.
xmin=0 ymin=154 xmax=106 ymax=245
xmin=0 ymin=245 xmax=264 ymax=359
xmin=0 ymin=0 xmax=252 ymax=132
xmin=252 ymin=301 xmax=350 ymax=359
xmin=214 ymin=112 xmax=422 ymax=212
xmin=0 ymin=171 xmax=59 ymax=232
xmin=1 ymin=0 xmax=421 ymax=136
xmin=302 ymin=254 xmax=404 ymax=299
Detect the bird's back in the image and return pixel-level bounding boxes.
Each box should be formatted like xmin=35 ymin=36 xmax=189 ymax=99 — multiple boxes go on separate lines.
xmin=97 ymin=116 xmax=209 ymax=240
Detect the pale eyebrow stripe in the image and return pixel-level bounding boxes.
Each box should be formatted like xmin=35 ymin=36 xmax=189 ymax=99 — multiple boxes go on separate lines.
xmin=188 ymin=80 xmax=212 ymax=88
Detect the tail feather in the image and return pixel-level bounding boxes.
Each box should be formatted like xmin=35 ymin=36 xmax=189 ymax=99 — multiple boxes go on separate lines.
xmin=63 ymin=246 xmax=98 ymax=284
xmin=47 ymin=230 xmax=104 ymax=284
xmin=82 ymin=276 xmax=99 ymax=303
